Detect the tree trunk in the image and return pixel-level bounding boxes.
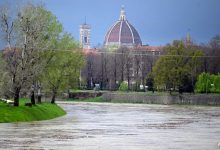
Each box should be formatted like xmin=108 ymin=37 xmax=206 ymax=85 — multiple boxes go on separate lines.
xmin=101 ymin=54 xmax=104 ymax=90
xmin=31 ymin=90 xmax=35 ymax=105
xmin=37 ymin=86 xmax=41 ymax=104
xmin=121 ymin=66 xmax=124 ymax=82
xmin=14 ymin=87 xmax=20 ymax=107
xmin=51 ymin=91 xmax=57 ymax=104
xmin=126 ymin=63 xmax=130 ymax=91
xmin=127 ymin=73 xmax=130 ymax=91
xmin=114 ymin=53 xmax=117 ymax=90
xmin=37 ymin=95 xmax=41 ymax=104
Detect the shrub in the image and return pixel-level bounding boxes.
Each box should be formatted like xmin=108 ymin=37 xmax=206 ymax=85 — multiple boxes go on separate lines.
xmin=196 ymin=73 xmax=220 ymax=93
xmin=211 ymin=75 xmax=220 ymax=93
xmin=118 ymin=81 xmax=128 ymax=91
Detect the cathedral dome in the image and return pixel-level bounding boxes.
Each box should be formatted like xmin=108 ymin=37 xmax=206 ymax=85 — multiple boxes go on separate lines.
xmin=104 ymin=7 xmax=142 ymax=48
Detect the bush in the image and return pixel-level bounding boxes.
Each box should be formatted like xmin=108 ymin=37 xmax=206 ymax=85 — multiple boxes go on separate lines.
xmin=196 ymin=73 xmax=220 ymax=93
xmin=211 ymin=75 xmax=220 ymax=93
xmin=118 ymin=81 xmax=128 ymax=91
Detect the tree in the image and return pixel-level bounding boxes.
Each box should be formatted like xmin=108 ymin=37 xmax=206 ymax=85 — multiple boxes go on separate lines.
xmin=200 ymin=35 xmax=220 ymax=74
xmin=107 ymin=51 xmax=118 ymax=90
xmin=0 ymin=4 xmax=63 ymax=106
xmin=146 ymin=73 xmax=154 ymax=92
xmin=117 ymin=47 xmax=128 ymax=83
xmin=124 ymin=50 xmax=132 ymax=90
xmin=133 ymin=50 xmax=142 ymax=91
xmin=187 ymin=48 xmax=203 ymax=92
xmin=84 ymin=53 xmax=95 ymax=89
xmin=153 ymin=41 xmax=203 ymax=93
xmin=43 ymin=33 xmax=84 ymax=104
xmin=208 ymin=35 xmax=220 ymax=74
xmin=0 ymin=52 xmax=7 ymax=97
xmin=100 ymin=50 xmax=108 ymax=90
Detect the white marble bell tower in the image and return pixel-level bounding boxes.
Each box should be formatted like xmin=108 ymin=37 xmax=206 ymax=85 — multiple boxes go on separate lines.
xmin=80 ymin=20 xmax=91 ymax=49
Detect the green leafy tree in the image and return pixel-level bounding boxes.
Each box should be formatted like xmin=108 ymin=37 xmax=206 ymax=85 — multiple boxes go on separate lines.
xmin=146 ymin=73 xmax=154 ymax=92
xmin=153 ymin=41 xmax=203 ymax=93
xmin=185 ymin=47 xmax=203 ymax=92
xmin=15 ymin=4 xmax=63 ymax=105
xmin=153 ymin=42 xmax=187 ymax=91
xmin=43 ymin=33 xmax=84 ymax=104
xmin=0 ymin=4 xmax=63 ymax=106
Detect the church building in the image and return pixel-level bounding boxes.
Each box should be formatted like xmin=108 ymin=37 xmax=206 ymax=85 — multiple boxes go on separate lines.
xmin=80 ymin=7 xmax=162 ymax=90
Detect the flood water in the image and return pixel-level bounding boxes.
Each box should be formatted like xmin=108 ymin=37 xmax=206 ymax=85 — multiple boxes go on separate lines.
xmin=0 ymin=102 xmax=220 ymax=150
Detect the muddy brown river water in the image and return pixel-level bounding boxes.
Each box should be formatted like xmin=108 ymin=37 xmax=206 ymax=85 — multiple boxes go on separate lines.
xmin=0 ymin=102 xmax=220 ymax=150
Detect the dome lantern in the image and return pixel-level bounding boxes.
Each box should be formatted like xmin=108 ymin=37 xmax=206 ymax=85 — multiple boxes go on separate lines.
xmin=119 ymin=6 xmax=126 ymax=21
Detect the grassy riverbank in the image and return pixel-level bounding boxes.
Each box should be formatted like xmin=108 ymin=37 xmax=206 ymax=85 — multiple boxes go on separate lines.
xmin=0 ymin=99 xmax=66 ymax=123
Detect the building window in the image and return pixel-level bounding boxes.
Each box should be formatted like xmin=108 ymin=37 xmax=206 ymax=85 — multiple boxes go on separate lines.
xmin=84 ymin=37 xmax=87 ymax=43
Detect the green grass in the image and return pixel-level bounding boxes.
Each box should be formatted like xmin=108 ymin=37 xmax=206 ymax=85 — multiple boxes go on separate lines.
xmin=67 ymin=96 xmax=107 ymax=102
xmin=0 ymin=99 xmax=66 ymax=123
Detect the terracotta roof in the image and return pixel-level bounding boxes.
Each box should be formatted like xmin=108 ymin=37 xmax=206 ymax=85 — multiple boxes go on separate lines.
xmin=104 ymin=8 xmax=142 ymax=47
xmin=133 ymin=45 xmax=163 ymax=51
xmin=82 ymin=48 xmax=99 ymax=55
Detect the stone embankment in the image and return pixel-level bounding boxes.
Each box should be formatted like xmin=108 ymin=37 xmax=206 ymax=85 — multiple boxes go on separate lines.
xmin=102 ymin=92 xmax=220 ymax=106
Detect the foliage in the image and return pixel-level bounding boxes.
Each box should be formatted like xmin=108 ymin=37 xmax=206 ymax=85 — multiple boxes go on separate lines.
xmin=0 ymin=99 xmax=66 ymax=123
xmin=195 ymin=73 xmax=220 ymax=93
xmin=152 ymin=41 xmax=203 ymax=92
xmin=0 ymin=3 xmax=64 ymax=106
xmin=43 ymin=33 xmax=85 ymax=103
xmin=68 ymin=96 xmax=106 ymax=102
xmin=146 ymin=73 xmax=154 ymax=91
xmin=118 ymin=81 xmax=128 ymax=91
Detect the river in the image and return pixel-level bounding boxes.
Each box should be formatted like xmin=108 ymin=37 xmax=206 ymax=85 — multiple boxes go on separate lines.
xmin=0 ymin=102 xmax=220 ymax=149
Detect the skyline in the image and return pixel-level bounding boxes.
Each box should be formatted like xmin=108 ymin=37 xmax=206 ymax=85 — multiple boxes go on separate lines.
xmin=0 ymin=0 xmax=220 ymax=48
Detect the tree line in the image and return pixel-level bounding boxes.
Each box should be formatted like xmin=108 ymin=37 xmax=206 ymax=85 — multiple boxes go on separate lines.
xmin=81 ymin=46 xmax=159 ymax=91
xmin=81 ymin=36 xmax=220 ymax=93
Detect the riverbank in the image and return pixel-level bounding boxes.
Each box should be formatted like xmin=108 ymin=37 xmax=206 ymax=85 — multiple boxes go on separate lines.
xmin=0 ymin=99 xmax=66 ymax=123
xmin=66 ymin=91 xmax=220 ymax=106
xmin=102 ymin=92 xmax=220 ymax=106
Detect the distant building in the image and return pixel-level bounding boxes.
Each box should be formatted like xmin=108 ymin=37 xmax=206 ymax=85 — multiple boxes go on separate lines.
xmin=79 ymin=7 xmax=163 ymax=90
xmin=80 ymin=23 xmax=91 ymax=49
xmin=184 ymin=32 xmax=193 ymax=47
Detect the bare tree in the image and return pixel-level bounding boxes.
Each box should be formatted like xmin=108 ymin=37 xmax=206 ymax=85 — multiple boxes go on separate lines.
xmin=107 ymin=51 xmax=118 ymax=90
xmin=117 ymin=47 xmax=129 ymax=83
xmin=0 ymin=7 xmax=14 ymax=49
xmin=208 ymin=35 xmax=220 ymax=74
xmin=133 ymin=50 xmax=142 ymax=91
xmin=84 ymin=53 xmax=96 ymax=89
xmin=100 ymin=50 xmax=108 ymax=89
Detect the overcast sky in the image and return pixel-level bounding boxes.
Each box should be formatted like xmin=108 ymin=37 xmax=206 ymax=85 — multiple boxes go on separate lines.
xmin=1 ymin=0 xmax=220 ymax=48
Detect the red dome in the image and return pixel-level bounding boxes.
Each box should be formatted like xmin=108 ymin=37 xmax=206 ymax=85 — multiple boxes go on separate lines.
xmin=104 ymin=8 xmax=142 ymax=47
